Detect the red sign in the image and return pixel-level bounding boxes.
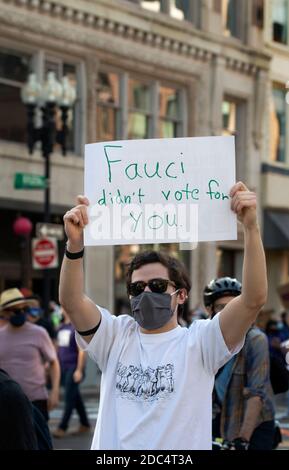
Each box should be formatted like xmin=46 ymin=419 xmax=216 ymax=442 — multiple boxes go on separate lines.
xmin=32 ymin=237 xmax=58 ymax=270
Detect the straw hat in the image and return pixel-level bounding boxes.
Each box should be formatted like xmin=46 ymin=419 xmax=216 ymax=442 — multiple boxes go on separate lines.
xmin=0 ymin=288 xmax=37 ymax=312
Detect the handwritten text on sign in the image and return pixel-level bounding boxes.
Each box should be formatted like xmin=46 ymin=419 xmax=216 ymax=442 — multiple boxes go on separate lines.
xmin=84 ymin=136 xmax=237 ymax=245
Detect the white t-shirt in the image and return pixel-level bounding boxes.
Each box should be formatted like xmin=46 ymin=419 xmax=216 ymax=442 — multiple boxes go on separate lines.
xmin=76 ymin=307 xmax=243 ymax=450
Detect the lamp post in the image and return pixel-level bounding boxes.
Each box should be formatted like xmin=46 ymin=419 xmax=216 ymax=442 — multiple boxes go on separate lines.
xmin=13 ymin=216 xmax=33 ymax=289
xmin=21 ymin=72 xmax=76 ymax=315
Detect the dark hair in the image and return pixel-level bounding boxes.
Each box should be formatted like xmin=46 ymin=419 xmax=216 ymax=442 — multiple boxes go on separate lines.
xmin=126 ymin=251 xmax=191 ymax=315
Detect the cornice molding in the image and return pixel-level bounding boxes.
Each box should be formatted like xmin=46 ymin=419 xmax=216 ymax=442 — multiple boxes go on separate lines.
xmin=1 ymin=0 xmax=267 ymax=75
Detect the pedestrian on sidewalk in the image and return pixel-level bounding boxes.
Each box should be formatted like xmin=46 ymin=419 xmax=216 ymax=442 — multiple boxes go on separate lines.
xmin=59 ymin=181 xmax=267 ymax=450
xmin=53 ymin=308 xmax=90 ymax=438
xmin=25 ymin=293 xmax=57 ymax=343
xmin=0 ymin=288 xmax=60 ymax=421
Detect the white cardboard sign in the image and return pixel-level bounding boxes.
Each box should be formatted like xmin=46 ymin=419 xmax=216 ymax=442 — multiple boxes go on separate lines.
xmin=84 ymin=136 xmax=237 ymax=246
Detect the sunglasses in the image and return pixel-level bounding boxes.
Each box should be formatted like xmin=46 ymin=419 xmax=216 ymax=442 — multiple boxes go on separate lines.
xmin=128 ymin=278 xmax=176 ymax=297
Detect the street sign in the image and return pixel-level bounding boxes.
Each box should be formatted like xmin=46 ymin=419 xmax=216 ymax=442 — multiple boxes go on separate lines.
xmin=14 ymin=173 xmax=46 ymax=190
xmin=36 ymin=222 xmax=64 ymax=240
xmin=32 ymin=237 xmax=58 ymax=270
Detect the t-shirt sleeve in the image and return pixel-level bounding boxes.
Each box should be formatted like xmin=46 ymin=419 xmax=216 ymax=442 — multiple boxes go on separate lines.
xmin=194 ymin=313 xmax=245 ymax=376
xmin=38 ymin=328 xmax=57 ymax=363
xmin=75 ymin=305 xmax=135 ymax=372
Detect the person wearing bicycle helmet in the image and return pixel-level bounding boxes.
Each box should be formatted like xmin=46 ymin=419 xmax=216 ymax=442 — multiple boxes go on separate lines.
xmin=204 ymin=277 xmax=275 ymax=450
xmin=204 ymin=277 xmax=242 ymax=319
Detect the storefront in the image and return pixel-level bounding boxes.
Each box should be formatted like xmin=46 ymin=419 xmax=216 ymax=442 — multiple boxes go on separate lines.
xmin=0 ymin=205 xmax=66 ymax=303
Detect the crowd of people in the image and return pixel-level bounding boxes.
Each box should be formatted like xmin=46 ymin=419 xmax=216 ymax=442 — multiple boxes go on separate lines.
xmin=0 ymin=289 xmax=90 ymax=450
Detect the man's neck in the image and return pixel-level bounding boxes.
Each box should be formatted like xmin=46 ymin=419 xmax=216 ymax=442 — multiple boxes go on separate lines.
xmin=140 ymin=318 xmax=178 ymax=335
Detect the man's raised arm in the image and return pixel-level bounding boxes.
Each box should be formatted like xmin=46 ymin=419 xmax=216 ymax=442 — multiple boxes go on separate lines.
xmin=219 ymin=182 xmax=268 ymax=351
xmin=59 ymin=195 xmax=101 ymax=343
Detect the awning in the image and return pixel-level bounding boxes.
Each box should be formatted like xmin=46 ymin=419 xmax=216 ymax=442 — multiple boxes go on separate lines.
xmin=264 ymin=210 xmax=289 ymax=249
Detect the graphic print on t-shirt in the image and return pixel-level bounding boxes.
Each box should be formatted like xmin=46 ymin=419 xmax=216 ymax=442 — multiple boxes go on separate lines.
xmin=116 ymin=362 xmax=174 ymax=402
xmin=57 ymin=329 xmax=71 ymax=347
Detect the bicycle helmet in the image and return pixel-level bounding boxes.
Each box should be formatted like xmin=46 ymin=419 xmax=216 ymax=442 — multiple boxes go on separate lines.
xmin=203 ymin=277 xmax=242 ymax=308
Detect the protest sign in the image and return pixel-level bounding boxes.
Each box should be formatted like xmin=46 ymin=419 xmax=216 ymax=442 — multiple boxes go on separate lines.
xmin=84 ymin=136 xmax=236 ymax=246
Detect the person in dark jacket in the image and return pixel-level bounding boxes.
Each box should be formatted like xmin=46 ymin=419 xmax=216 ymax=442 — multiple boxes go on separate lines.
xmin=0 ymin=368 xmax=52 ymax=450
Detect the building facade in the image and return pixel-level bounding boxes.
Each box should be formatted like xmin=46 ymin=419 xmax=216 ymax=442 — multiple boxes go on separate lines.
xmin=262 ymin=0 xmax=289 ymax=312
xmin=1 ymin=0 xmax=283 ymax=322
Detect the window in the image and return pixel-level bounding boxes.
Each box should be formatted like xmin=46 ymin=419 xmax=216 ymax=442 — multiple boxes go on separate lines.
xmin=128 ymin=79 xmax=151 ymax=139
xmin=222 ymin=100 xmax=236 ymax=136
xmin=270 ymin=84 xmax=286 ymax=163
xmin=140 ymin=0 xmax=200 ymax=26
xmin=45 ymin=59 xmax=78 ymax=153
xmin=141 ymin=0 xmax=162 ymax=12
xmin=272 ymin=0 xmax=288 ymax=44
xmin=222 ymin=98 xmax=246 ymax=179
xmin=216 ymin=248 xmax=235 ymax=278
xmin=217 ymin=248 xmax=243 ymax=280
xmin=96 ymin=72 xmax=120 ymax=141
xmin=96 ymin=71 xmax=185 ymax=141
xmin=252 ymin=0 xmax=264 ymax=28
xmin=159 ymin=86 xmax=181 ymax=137
xmin=170 ymin=1 xmax=192 ymax=20
xmin=0 ymin=48 xmax=81 ymax=154
xmin=0 ymin=48 xmax=32 ymax=142
xmin=221 ymin=0 xmax=239 ymax=38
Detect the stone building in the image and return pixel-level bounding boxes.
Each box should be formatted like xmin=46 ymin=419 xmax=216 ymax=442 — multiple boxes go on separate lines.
xmin=0 ymin=0 xmax=287 ymax=319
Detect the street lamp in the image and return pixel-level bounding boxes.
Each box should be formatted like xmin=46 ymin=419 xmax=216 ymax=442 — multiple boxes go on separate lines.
xmin=13 ymin=216 xmax=33 ymax=290
xmin=21 ymin=71 xmax=76 ymax=315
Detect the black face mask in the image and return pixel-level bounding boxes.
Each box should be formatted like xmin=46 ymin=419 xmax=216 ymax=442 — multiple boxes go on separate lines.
xmin=9 ymin=310 xmax=27 ymax=327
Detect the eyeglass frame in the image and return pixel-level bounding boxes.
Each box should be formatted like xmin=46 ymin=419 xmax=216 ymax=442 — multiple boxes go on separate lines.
xmin=128 ymin=278 xmax=177 ymax=298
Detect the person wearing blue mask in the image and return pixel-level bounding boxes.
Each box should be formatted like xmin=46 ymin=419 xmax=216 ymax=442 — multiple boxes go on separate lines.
xmin=59 ymin=181 xmax=268 ymax=450
xmin=0 ymin=288 xmax=60 ymax=422
xmin=26 ymin=298 xmax=57 ymax=342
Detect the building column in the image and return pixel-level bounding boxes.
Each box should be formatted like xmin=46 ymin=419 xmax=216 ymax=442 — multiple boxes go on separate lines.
xmin=196 ymin=66 xmax=211 ymax=136
xmin=83 ymin=245 xmax=114 ymax=387
xmin=202 ymin=0 xmax=222 ymax=35
xmin=247 ymin=0 xmax=264 ymax=48
xmin=188 ymin=63 xmax=219 ymax=309
xmin=84 ymin=246 xmax=114 ymax=313
xmin=86 ymin=55 xmax=99 ymax=144
xmin=189 ymin=242 xmax=217 ymax=310
xmin=210 ymin=55 xmax=226 ymax=135
xmin=249 ymin=68 xmax=269 ymax=224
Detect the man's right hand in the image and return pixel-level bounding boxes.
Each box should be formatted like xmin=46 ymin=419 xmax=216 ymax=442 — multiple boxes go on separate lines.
xmin=63 ymin=195 xmax=89 ymax=251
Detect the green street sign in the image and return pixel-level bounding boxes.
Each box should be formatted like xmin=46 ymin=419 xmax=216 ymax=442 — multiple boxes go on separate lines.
xmin=14 ymin=173 xmax=46 ymax=190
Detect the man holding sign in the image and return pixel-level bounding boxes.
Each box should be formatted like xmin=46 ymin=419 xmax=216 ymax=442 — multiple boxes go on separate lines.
xmin=59 ymin=174 xmax=267 ymax=449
